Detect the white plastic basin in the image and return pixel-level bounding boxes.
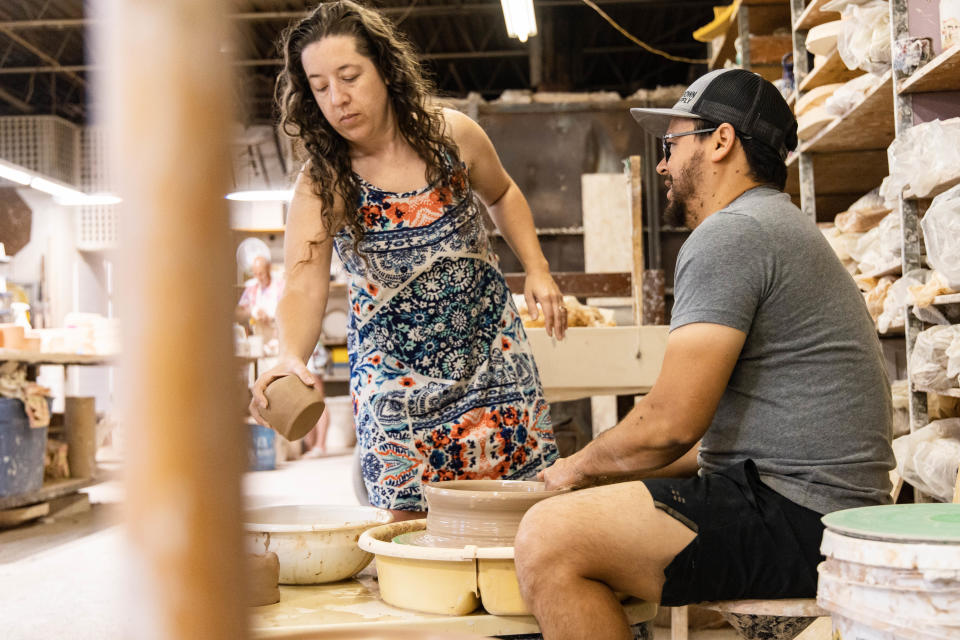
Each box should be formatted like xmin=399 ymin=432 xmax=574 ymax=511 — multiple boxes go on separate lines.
xmin=245 ymin=505 xmax=392 ymax=584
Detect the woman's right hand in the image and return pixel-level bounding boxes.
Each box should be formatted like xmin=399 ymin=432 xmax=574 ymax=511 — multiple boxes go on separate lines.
xmin=248 ymin=354 xmax=322 ymax=427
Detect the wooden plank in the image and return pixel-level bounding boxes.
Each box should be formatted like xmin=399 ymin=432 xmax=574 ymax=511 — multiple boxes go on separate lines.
xmin=0 ymin=477 xmax=95 ymax=511
xmin=0 ymin=501 xmax=49 ymax=528
xmin=527 ymin=326 xmax=669 ymax=403
xmin=803 ymin=71 xmax=894 ymax=153
xmin=934 ymin=293 xmax=960 ymax=305
xmin=750 ymin=34 xmax=794 ymax=64
xmin=799 ymin=50 xmax=863 ymax=91
xmin=786 ymin=150 xmax=888 ymax=195
xmin=0 ymin=349 xmax=114 ymax=365
xmin=101 ymin=0 xmax=247 ymax=637
xmin=794 ymin=617 xmax=834 ymax=640
xmin=900 ymin=44 xmax=960 ymax=94
xmin=629 ymin=156 xmax=644 ymax=325
xmin=795 ymin=0 xmax=841 ymax=30
xmin=915 ymin=385 xmax=960 ymax=398
xmin=504 ymin=272 xmax=633 ymax=298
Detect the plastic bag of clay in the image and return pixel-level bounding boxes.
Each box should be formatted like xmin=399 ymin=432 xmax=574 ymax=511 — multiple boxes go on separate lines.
xmin=834 ymin=188 xmax=891 ymax=233
xmin=877 ymin=271 xmax=929 ymax=333
xmin=822 ymin=0 xmax=874 ymax=13
xmin=947 ymin=331 xmax=960 ymax=382
xmin=864 ymin=275 xmax=895 ymax=322
xmin=837 ymin=0 xmax=891 ymax=74
xmin=909 ymin=325 xmax=960 ymax=390
xmin=890 ymin=380 xmax=911 ymax=437
xmin=910 ymin=271 xmax=957 ymax=307
xmin=855 ymin=212 xmax=901 ymax=275
xmin=823 ymin=74 xmax=883 ymax=117
xmin=821 ymin=225 xmax=862 ymax=264
xmin=920 ymin=185 xmax=960 ymax=289
xmin=892 ymin=418 xmax=960 ymax=501
xmin=882 ymin=118 xmax=960 ymax=203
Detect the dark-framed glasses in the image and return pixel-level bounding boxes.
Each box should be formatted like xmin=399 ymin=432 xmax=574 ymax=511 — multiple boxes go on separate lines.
xmin=661 ymin=127 xmax=718 ymax=163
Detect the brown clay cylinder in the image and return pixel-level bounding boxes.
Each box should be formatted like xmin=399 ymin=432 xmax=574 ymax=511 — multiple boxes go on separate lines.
xmin=64 ymin=396 xmax=96 ymax=479
xmin=98 ymin=0 xmax=247 ymax=637
xmin=246 ymin=552 xmax=281 ymax=607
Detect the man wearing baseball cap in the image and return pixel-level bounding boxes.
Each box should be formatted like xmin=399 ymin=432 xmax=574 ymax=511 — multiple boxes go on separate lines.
xmin=514 ymin=70 xmax=895 ymax=639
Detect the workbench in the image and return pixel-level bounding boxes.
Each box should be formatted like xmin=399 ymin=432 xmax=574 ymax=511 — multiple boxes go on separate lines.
xmin=250 ymin=570 xmax=657 ymax=638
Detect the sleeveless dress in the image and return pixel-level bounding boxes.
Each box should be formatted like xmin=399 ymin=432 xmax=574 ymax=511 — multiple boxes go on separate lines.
xmin=333 ymin=164 xmax=558 ymax=511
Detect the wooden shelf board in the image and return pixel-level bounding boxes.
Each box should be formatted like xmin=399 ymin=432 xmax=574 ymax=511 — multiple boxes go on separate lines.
xmin=900 ymin=45 xmax=960 ymax=94
xmin=795 ymin=0 xmax=841 ymax=30
xmin=786 ymin=149 xmax=888 ymax=195
xmin=801 ymin=72 xmax=894 ymax=153
xmin=934 ymin=293 xmax=960 ymax=305
xmin=798 ymin=50 xmax=863 ymax=92
xmin=232 ymin=227 xmax=285 ymax=233
xmin=709 ymin=3 xmax=791 ymax=70
xmin=0 ymin=349 xmax=115 ymax=365
xmin=916 ymin=385 xmax=960 ymax=398
xmin=904 ymin=174 xmax=960 ymax=200
xmin=0 ymin=477 xmax=96 ymax=511
xmin=750 ymin=34 xmax=794 ymax=65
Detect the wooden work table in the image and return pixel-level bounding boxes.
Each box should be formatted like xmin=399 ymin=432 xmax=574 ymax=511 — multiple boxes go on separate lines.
xmin=250 ymin=570 xmax=657 ymax=637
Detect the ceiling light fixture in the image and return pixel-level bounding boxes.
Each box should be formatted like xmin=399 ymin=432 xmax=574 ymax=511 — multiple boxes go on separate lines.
xmin=225 ymin=190 xmax=294 ymax=202
xmin=500 ymin=0 xmax=538 ymax=43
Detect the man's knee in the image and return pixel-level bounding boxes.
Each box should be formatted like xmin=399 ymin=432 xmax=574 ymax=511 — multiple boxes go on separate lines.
xmin=515 ymin=498 xmax=572 ymax=593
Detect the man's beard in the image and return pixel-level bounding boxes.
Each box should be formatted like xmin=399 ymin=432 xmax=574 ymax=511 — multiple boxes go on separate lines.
xmin=663 ymin=151 xmax=703 ymax=229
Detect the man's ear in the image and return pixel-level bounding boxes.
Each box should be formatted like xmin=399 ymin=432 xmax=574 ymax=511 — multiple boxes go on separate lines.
xmin=710 ymin=123 xmax=737 ymax=162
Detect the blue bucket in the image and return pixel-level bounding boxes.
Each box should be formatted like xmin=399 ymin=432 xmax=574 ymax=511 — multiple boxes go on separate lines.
xmin=0 ymin=397 xmax=48 ymax=497
xmin=248 ymin=423 xmax=276 ymax=471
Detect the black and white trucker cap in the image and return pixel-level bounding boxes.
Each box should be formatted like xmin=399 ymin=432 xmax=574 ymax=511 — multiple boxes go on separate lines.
xmin=630 ymin=69 xmax=798 ymax=160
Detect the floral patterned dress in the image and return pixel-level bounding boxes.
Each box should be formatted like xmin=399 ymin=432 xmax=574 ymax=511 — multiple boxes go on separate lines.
xmin=334 ymin=164 xmax=558 ymax=511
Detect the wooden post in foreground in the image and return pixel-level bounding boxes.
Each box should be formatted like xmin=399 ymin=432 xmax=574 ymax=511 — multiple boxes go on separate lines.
xmin=628 ymin=155 xmax=645 ymax=326
xmin=98 ymin=1 xmax=246 ymax=637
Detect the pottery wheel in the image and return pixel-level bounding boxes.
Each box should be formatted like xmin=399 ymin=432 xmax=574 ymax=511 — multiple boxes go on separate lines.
xmin=391 ymin=530 xmax=506 ymax=549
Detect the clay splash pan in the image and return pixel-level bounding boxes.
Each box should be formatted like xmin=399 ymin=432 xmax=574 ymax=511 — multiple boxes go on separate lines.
xmin=397 ymin=479 xmax=568 ymax=549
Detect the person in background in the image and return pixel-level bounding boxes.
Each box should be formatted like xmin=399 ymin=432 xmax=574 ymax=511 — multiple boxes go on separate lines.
xmin=513 ymin=69 xmax=895 ymax=640
xmin=236 ymin=255 xmax=285 ymax=336
xmin=249 ymin=0 xmax=566 ymax=521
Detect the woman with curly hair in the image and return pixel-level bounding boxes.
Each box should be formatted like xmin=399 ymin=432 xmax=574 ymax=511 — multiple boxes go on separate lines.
xmin=250 ymin=0 xmax=566 ymax=520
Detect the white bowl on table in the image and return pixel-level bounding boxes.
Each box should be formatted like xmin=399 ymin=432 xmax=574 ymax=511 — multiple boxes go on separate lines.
xmin=244 ymin=505 xmax=392 ymax=584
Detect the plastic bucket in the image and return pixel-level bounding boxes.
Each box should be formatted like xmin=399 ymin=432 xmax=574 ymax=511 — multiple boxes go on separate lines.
xmin=248 ymin=423 xmax=276 ymax=471
xmin=818 ymin=506 xmax=960 ymax=640
xmin=0 ymin=397 xmax=48 ymax=497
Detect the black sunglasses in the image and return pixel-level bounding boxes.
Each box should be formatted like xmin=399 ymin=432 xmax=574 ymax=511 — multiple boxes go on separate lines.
xmin=660 ymin=127 xmax=718 ymax=163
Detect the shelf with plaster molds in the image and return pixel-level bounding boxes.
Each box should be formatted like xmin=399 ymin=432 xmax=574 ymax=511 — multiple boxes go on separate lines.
xmin=798 ymin=50 xmax=863 ymax=92
xmin=899 ymin=44 xmax=960 ymax=94
xmin=915 ymin=385 xmax=960 ymax=399
xmin=795 ymin=0 xmax=841 ymax=30
xmin=798 ymin=71 xmax=894 ymax=154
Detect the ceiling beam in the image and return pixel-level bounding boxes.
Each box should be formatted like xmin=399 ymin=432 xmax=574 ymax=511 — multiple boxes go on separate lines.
xmin=0 ymin=26 xmax=85 ymax=86
xmin=0 ymin=84 xmax=34 ymax=112
xmin=0 ymin=0 xmax=715 ymax=29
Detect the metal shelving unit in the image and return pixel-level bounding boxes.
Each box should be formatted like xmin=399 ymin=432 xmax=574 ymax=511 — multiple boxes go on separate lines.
xmin=789 ymin=0 xmax=960 ymax=499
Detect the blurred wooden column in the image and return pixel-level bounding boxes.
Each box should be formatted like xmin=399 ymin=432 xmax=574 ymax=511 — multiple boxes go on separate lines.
xmin=627 ymin=156 xmax=665 ymax=326
xmin=97 ymin=0 xmax=246 ymax=638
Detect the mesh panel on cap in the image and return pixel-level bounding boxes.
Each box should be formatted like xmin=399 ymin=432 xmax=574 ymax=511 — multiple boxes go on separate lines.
xmin=690 ymin=69 xmax=797 ymax=155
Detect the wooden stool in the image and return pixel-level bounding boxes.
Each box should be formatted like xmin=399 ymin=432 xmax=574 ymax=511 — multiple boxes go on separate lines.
xmin=670 ymin=600 xmax=827 ymax=640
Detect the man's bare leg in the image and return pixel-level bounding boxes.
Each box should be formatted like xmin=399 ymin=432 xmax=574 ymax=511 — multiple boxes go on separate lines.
xmin=514 ymin=481 xmax=696 ymax=640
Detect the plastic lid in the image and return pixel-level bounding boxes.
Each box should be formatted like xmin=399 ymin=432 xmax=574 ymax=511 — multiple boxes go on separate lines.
xmin=822 ymin=504 xmax=960 ymax=543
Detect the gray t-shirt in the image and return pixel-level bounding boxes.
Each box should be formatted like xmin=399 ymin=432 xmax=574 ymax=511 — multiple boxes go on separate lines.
xmin=670 ymin=186 xmax=895 ymax=515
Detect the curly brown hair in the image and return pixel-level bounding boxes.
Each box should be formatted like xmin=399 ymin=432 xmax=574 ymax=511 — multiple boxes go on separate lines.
xmin=275 ymin=0 xmax=467 ymax=257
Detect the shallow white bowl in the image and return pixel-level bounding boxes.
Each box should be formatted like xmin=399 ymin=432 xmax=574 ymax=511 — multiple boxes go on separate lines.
xmin=245 ymin=505 xmax=392 ymax=584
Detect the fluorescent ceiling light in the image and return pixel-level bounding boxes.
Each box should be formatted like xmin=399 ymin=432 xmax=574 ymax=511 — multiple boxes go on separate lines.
xmin=56 ymin=192 xmax=123 ymax=206
xmin=31 ymin=176 xmax=87 ymax=200
xmin=226 ymin=189 xmax=294 ymax=202
xmin=0 ymin=161 xmax=32 ymax=186
xmin=500 ymin=0 xmax=537 ymax=43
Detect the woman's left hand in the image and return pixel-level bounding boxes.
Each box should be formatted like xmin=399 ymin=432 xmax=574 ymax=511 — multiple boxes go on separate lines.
xmin=524 ymin=269 xmax=567 ymax=340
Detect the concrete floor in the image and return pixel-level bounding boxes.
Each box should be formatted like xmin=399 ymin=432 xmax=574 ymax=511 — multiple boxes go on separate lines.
xmin=0 ymin=452 xmax=736 ymax=639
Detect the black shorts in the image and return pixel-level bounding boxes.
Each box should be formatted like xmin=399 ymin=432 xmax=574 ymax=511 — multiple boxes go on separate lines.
xmin=643 ymin=459 xmax=825 ymax=607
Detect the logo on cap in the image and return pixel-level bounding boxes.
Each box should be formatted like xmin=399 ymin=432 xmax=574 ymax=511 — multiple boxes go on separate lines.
xmin=677 ymin=90 xmax=697 ymax=105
